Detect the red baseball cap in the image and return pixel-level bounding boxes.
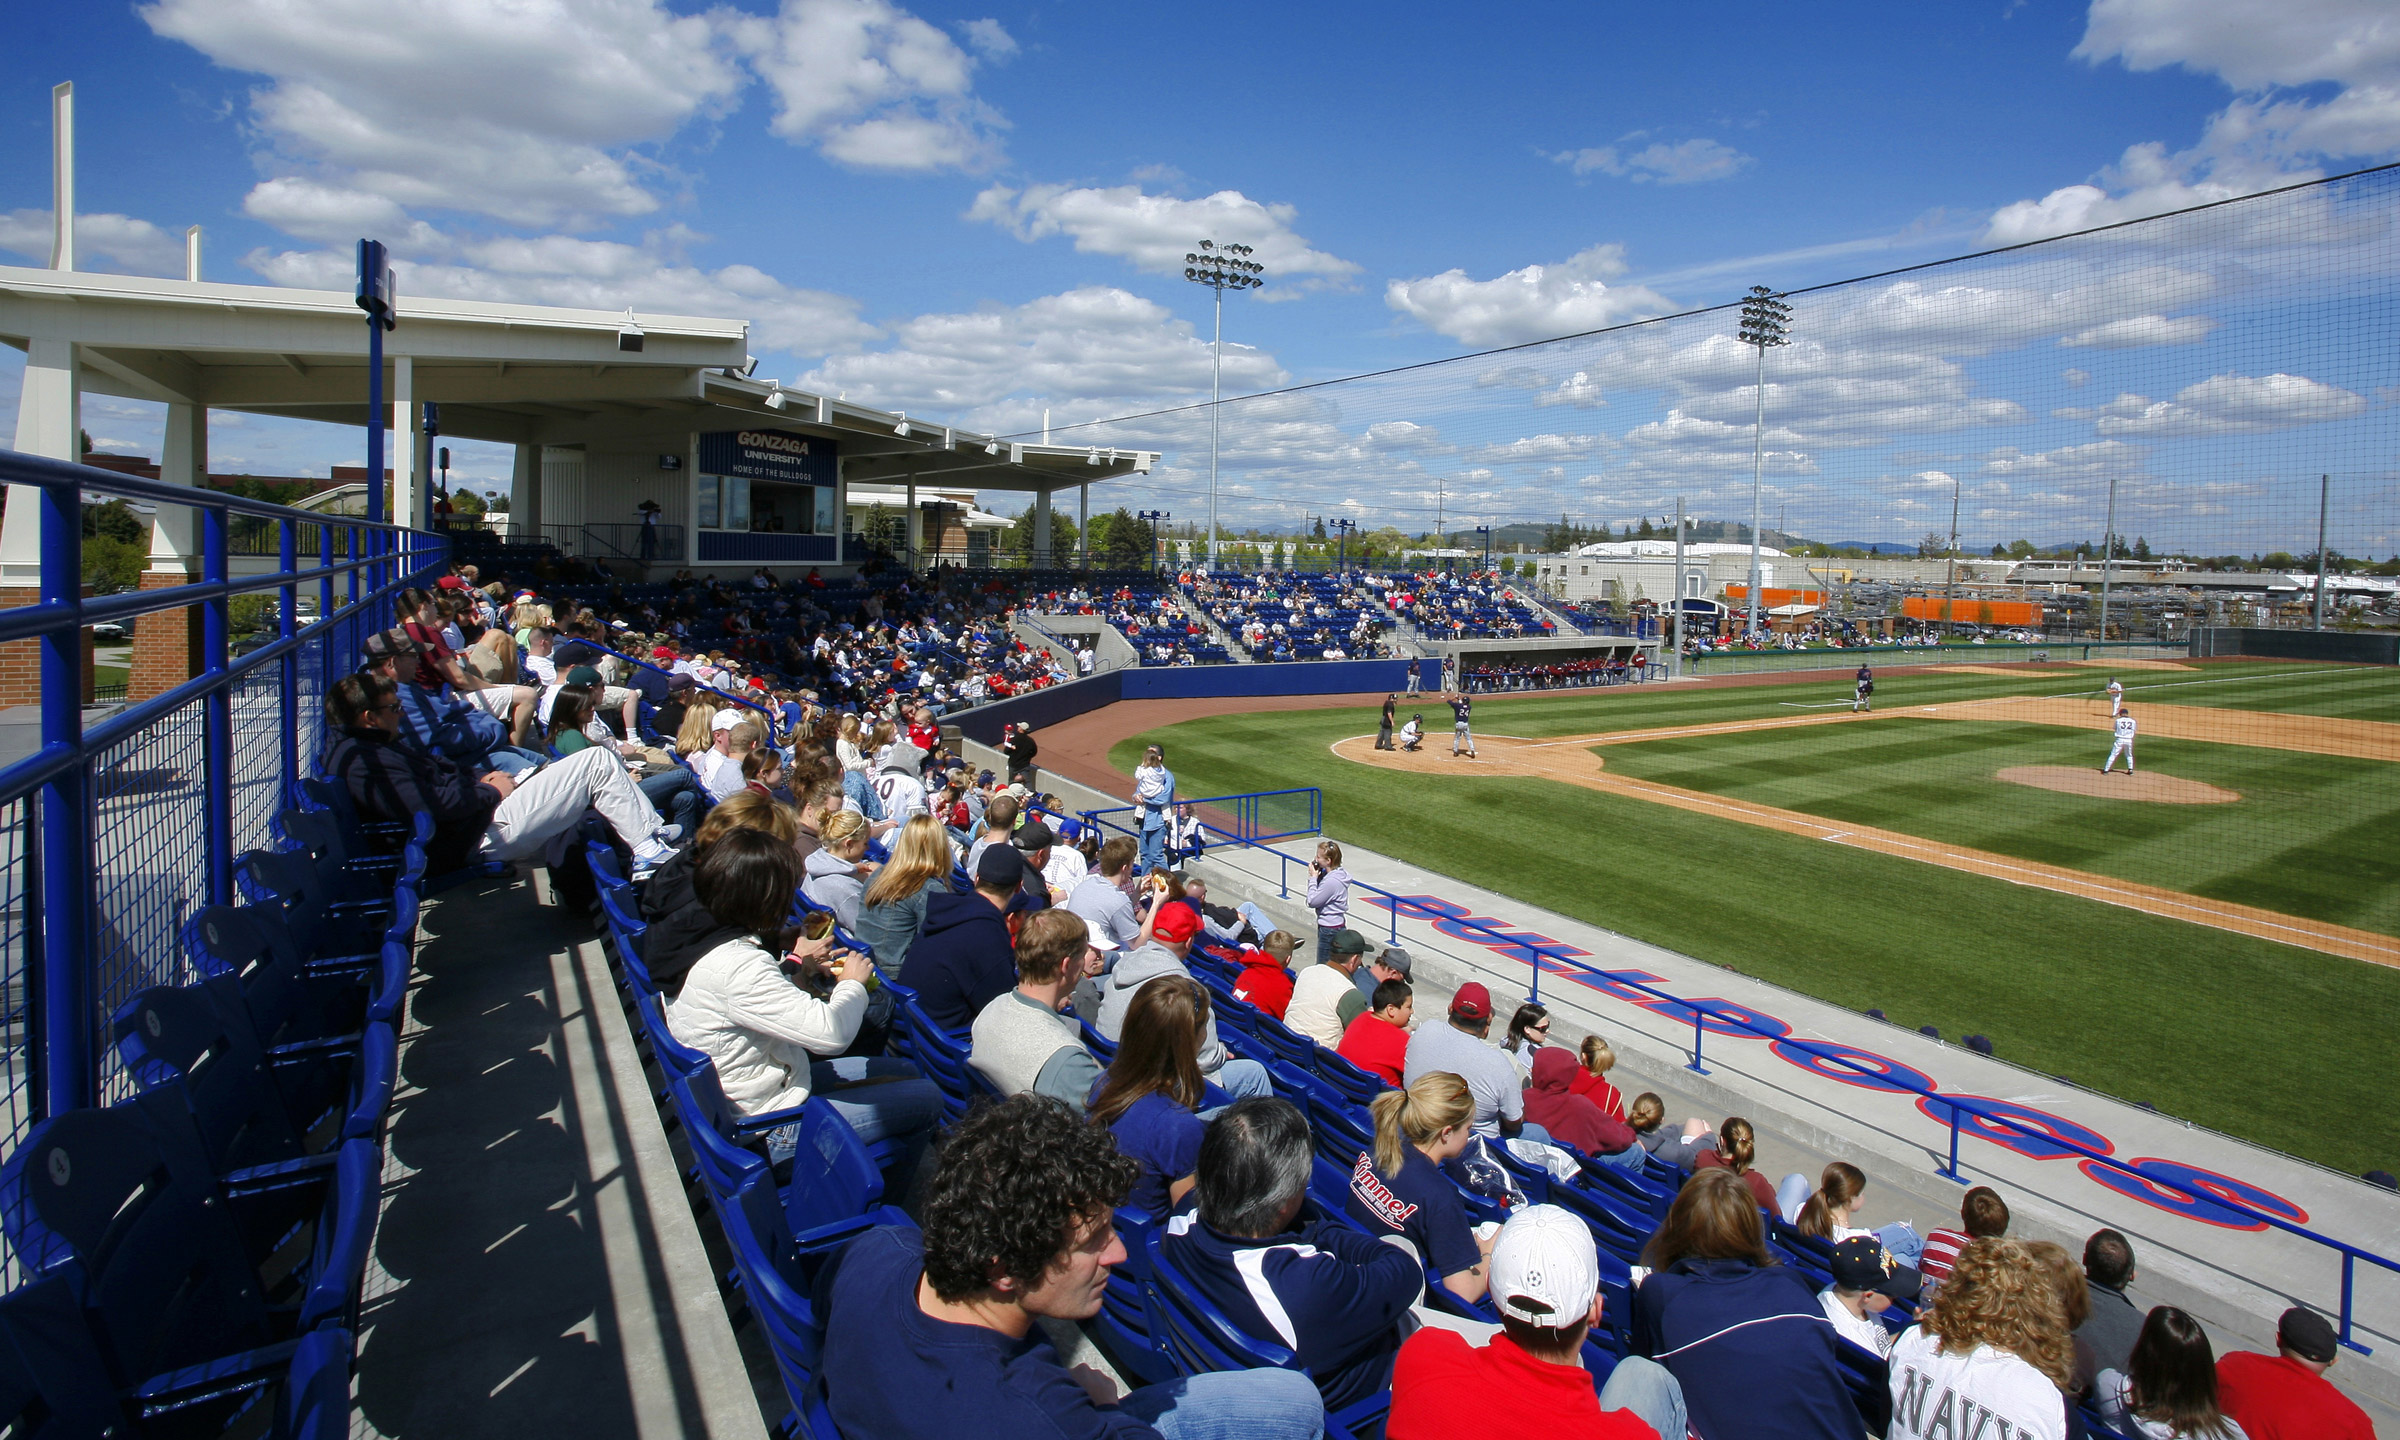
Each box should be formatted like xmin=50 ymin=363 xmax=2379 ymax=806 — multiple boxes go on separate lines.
xmin=435 ymin=574 xmax=466 ymax=590
xmin=652 ymin=646 xmax=676 ymax=660
xmin=1450 ymin=982 xmax=1494 ymax=1022
xmin=1150 ymin=904 xmax=1204 ymax=944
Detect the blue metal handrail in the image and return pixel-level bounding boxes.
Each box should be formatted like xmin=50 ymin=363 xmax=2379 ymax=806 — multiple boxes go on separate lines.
xmin=1080 ymin=787 xmax=1322 ymax=846
xmin=1074 ymin=787 xmax=2400 ymax=1355
xmin=0 ymin=448 xmax=443 ymax=1124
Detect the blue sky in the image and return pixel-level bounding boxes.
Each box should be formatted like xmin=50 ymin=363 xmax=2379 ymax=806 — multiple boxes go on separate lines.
xmin=2 ymin=0 xmax=2396 ymax=548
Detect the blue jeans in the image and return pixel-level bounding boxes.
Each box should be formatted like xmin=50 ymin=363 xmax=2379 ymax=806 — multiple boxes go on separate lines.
xmin=767 ymin=1058 xmax=944 ymax=1188
xmin=638 ymin=768 xmax=704 ymax=833
xmin=1208 ymin=1058 xmax=1272 ymax=1101
xmin=484 ymin=746 xmax=545 ymax=776
xmin=1140 ymin=822 xmax=1169 ymax=875
xmin=1317 ymin=925 xmax=1343 ymax=956
xmin=1589 ymin=1139 xmax=1650 ymax=1174
xmin=1116 ymin=1368 xmax=1322 ymax=1440
xmin=844 ymin=770 xmax=887 ymax=823
xmin=1876 ymin=1222 xmax=1925 ymax=1267
xmin=1597 ymin=1355 xmax=1686 ymax=1440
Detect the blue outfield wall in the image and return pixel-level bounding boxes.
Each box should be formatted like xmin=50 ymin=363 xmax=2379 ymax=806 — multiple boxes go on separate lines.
xmin=954 ymin=658 xmax=1444 ymax=746
xmin=1119 ymin=657 xmax=1438 ymax=700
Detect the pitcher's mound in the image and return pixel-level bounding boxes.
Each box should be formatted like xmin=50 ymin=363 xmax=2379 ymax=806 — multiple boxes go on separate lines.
xmin=1998 ymin=766 xmax=2240 ymax=804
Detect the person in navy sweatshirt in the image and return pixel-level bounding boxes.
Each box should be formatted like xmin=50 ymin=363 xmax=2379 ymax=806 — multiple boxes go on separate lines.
xmin=1160 ymin=1097 xmax=1422 ymax=1409
xmin=813 ymin=1095 xmax=1323 ymax=1440
xmin=1631 ymin=1167 xmax=1869 ymax=1440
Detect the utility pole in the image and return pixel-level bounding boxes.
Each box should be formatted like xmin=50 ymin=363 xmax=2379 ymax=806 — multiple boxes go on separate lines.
xmin=2098 ymin=473 xmax=2118 ymax=641
xmin=2314 ymin=473 xmax=2330 ymax=631
xmin=1671 ymin=494 xmax=1685 ymax=680
xmin=1944 ymin=472 xmax=1961 ymax=639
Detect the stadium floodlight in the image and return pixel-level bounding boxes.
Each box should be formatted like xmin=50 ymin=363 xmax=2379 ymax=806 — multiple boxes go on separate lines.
xmin=1137 ymin=509 xmax=1172 ymax=575
xmin=1185 ymin=239 xmax=1266 ymax=575
xmin=1737 ymin=285 xmax=1791 ymax=640
xmin=1330 ymin=516 xmax=1357 ymax=574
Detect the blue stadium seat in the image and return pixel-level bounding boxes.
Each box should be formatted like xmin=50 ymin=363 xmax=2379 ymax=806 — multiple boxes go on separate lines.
xmin=1141 ymin=1229 xmax=1386 ymax=1436
xmin=0 ymin=1272 xmax=133 ymax=1436
xmin=109 ymin=974 xmax=394 ymax=1172
xmin=0 ymin=1088 xmax=376 ymax=1432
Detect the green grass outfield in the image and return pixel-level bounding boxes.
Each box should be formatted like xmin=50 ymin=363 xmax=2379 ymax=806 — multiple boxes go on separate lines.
xmin=1111 ymin=659 xmax=2400 ymax=1176
xmin=1600 ymin=720 xmax=2400 ymax=936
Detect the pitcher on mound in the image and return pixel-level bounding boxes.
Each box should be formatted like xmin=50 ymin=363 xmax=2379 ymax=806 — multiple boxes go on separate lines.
xmin=2101 ymin=708 xmax=2137 ymax=774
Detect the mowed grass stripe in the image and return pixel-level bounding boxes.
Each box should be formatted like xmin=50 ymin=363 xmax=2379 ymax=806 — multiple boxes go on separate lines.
xmin=1597 ymin=720 xmax=2400 ymax=937
xmin=1443 ymin=659 xmax=2347 ymax=739
xmin=1115 ymin=705 xmax=2400 ymax=1177
xmin=2139 ymin=665 xmax=2400 ymax=721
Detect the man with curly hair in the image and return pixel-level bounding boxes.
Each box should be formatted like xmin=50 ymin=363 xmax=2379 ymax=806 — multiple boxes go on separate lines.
xmin=1887 ymin=1236 xmax=2073 ymax=1440
xmin=814 ymin=1094 xmax=1325 ymax=1440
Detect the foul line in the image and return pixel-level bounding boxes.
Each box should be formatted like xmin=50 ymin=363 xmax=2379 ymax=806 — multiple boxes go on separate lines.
xmin=2037 ymin=665 xmax=2386 ymax=702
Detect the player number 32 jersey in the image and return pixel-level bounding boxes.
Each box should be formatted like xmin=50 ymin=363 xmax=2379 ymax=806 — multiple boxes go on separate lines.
xmin=2113 ymin=715 xmax=2137 ymax=740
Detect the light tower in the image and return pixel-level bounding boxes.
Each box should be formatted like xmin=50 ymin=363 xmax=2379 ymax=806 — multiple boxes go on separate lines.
xmin=1737 ymin=285 xmax=1791 ymax=639
xmin=1184 ymin=240 xmax=1265 ymax=573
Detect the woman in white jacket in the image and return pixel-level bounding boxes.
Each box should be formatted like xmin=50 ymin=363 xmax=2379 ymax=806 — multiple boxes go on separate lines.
xmin=834 ymin=713 xmax=871 ymax=775
xmin=667 ymin=828 xmax=942 ymax=1180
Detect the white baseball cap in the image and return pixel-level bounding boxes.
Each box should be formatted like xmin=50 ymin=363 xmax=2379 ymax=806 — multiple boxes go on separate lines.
xmin=710 ymin=710 xmax=742 ymax=732
xmin=1488 ymin=1205 xmax=1600 ymax=1328
xmin=1087 ymin=929 xmax=1120 ymax=953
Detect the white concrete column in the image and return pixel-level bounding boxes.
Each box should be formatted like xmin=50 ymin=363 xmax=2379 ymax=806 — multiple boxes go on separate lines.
xmin=1 ymin=335 xmax=80 ymax=584
xmin=148 ymin=402 xmax=204 ymax=572
xmin=391 ymin=355 xmax=418 ymax=531
xmin=508 ymin=443 xmax=540 ymax=540
xmin=685 ymin=432 xmax=702 ymax=568
xmin=1078 ymin=483 xmax=1090 ymax=568
xmin=905 ymin=478 xmax=918 ymax=567
xmin=1033 ymin=489 xmax=1052 ymax=567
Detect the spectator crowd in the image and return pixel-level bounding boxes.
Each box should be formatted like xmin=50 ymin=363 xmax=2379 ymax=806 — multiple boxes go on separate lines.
xmin=330 ymin=540 xmax=2378 ymax=1440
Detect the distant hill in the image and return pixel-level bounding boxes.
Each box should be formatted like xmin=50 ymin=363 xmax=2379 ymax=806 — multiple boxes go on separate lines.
xmin=1827 ymin=541 xmax=1920 ymax=554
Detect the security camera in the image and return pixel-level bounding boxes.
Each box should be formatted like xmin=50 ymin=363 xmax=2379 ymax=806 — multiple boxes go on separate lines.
xmin=617 ymin=308 xmax=645 ymax=353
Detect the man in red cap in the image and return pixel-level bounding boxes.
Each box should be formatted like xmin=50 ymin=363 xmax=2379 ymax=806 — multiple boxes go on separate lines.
xmin=1095 ymin=882 xmax=1270 ymax=1101
xmin=1402 ymin=981 xmax=1536 ymax=1142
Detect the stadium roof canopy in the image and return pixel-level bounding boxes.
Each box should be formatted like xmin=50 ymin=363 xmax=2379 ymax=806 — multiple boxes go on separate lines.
xmin=0 ymin=264 xmax=1153 ymax=494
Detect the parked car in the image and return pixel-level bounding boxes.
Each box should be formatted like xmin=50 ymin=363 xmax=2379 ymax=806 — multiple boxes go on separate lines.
xmin=90 ymin=622 xmax=128 ymax=642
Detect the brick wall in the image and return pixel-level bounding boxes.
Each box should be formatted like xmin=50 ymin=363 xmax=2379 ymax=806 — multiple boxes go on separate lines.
xmin=129 ymin=569 xmax=200 ymax=702
xmin=0 ymin=586 xmax=96 ymax=708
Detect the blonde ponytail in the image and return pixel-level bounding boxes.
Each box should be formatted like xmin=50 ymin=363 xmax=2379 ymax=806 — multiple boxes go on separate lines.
xmin=1371 ymin=1071 xmax=1473 ymax=1178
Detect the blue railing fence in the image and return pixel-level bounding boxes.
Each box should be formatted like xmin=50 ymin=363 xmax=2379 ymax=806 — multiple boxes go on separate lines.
xmin=0 ymin=450 xmax=443 ymax=1170
xmin=1077 ymin=784 xmax=2397 ymax=1356
xmin=586 ymin=642 xmax=780 ymax=726
xmin=1079 ymin=787 xmax=1322 ymax=850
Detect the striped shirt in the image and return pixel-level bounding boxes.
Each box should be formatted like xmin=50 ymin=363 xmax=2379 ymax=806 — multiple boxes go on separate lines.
xmin=1918 ymin=1227 xmax=1972 ymax=1287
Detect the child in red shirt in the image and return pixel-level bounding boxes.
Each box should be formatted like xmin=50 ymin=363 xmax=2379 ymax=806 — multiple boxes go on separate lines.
xmin=1336 ymin=983 xmax=1415 ymax=1087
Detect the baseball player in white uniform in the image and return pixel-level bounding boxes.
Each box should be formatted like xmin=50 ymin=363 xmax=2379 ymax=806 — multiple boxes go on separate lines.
xmin=2105 ymin=676 xmax=2124 ymax=715
xmin=2101 ymin=708 xmax=2137 ymax=774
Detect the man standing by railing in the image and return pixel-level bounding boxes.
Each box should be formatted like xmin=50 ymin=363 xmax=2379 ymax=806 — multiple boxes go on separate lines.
xmin=1134 ymin=744 xmax=1175 ymax=875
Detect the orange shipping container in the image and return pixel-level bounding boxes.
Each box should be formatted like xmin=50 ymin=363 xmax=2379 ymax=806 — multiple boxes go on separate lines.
xmin=1901 ymin=597 xmax=2042 ymax=625
xmin=1721 ymin=586 xmax=1825 ymax=608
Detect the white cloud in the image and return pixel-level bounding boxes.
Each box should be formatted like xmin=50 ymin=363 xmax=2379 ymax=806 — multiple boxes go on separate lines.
xmin=2059 ymin=371 xmax=2367 ymax=436
xmin=959 ymin=18 xmax=1018 ymax=59
xmin=801 ymin=285 xmax=1286 ymax=416
xmin=243 ymin=227 xmax=874 ymax=353
xmin=0 ymin=210 xmax=187 ymax=275
xmin=2057 ymin=313 xmax=2216 ymax=347
xmin=2076 ymin=0 xmax=2400 ymax=92
xmin=1987 ymin=0 xmax=2400 ymax=243
xmin=2063 ymin=368 xmax=2091 ymax=385
xmin=1386 ymin=244 xmax=1677 ymax=347
xmin=727 ymin=0 xmax=1007 ymax=172
xmin=1550 ymin=135 xmax=1753 ymax=185
xmin=143 ymin=0 xmax=742 ymax=228
xmin=1980 ymin=439 xmax=2148 ymax=479
xmin=966 ymin=184 xmax=1358 ymax=286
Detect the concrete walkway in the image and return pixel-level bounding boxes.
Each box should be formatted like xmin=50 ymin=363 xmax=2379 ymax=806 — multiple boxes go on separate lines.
xmin=353 ymin=868 xmax=767 ymax=1440
xmin=986 ymin=740 xmax=2400 ymax=1420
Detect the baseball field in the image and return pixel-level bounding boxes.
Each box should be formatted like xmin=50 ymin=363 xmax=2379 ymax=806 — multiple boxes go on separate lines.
xmin=1104 ymin=658 xmax=2400 ymax=1177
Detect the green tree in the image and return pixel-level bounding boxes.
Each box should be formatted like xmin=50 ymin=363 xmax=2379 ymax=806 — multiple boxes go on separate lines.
xmin=1086 ymin=508 xmax=1155 ymax=567
xmin=1004 ymin=505 xmax=1081 ymax=562
xmin=1919 ymin=531 xmax=1952 ymax=558
xmin=2132 ymin=536 xmax=2151 ymax=561
xmin=81 ymin=499 xmax=146 ymax=593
